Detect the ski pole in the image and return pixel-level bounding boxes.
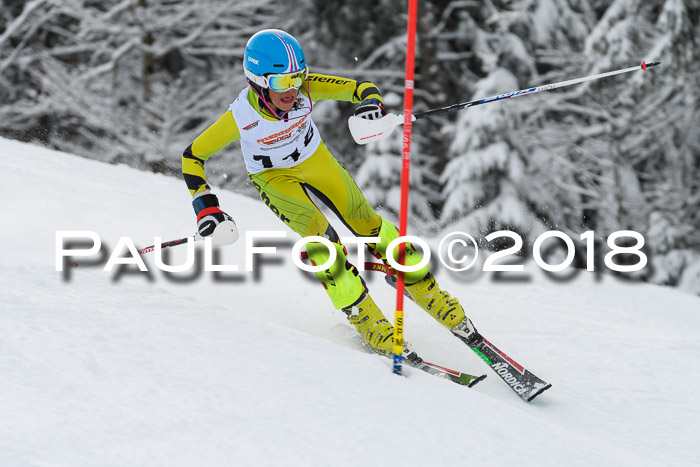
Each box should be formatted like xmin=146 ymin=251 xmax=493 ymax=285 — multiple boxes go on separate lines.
xmin=69 ymin=236 xmax=194 ymax=268
xmin=136 ymin=236 xmax=194 ymax=255
xmin=348 ymin=61 xmax=660 ymax=144
xmin=413 ymin=60 xmax=660 ymax=120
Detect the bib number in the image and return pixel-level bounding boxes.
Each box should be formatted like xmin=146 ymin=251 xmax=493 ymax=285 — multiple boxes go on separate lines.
xmin=253 ymin=125 xmax=316 ymax=170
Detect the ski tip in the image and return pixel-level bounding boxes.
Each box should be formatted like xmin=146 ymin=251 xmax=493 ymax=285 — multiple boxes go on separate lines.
xmin=526 ymin=383 xmax=552 ymax=403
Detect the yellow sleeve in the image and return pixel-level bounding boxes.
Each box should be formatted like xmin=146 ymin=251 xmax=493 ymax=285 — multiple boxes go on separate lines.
xmin=305 ymin=73 xmax=382 ymax=104
xmin=182 ymin=111 xmax=241 ymax=197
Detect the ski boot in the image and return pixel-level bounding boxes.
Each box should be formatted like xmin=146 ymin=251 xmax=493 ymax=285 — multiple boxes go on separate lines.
xmin=343 ymin=292 xmax=416 ymax=359
xmin=405 ymin=273 xmax=472 ymax=331
xmin=304 ymin=234 xmax=417 ymax=359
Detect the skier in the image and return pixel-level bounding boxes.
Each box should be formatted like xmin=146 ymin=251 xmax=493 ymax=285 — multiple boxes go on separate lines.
xmin=182 ymin=29 xmax=476 ymax=357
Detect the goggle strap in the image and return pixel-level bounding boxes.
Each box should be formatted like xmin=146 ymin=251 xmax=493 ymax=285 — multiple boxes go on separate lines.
xmin=244 ymin=67 xmax=268 ymax=88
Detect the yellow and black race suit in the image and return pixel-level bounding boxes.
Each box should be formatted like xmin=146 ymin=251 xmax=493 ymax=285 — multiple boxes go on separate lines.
xmin=181 ymin=73 xmax=383 ymax=239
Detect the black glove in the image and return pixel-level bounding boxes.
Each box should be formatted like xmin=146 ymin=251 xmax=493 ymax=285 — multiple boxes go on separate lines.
xmin=353 ymin=98 xmax=386 ymax=120
xmin=192 ymin=193 xmax=233 ymax=237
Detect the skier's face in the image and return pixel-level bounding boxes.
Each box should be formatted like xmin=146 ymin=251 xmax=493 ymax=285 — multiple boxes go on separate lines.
xmin=268 ymin=87 xmax=299 ymax=113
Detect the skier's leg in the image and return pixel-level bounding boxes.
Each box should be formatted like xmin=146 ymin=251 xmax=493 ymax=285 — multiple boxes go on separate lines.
xmin=369 ymin=218 xmax=475 ymax=333
xmin=296 ymin=142 xmax=382 ymax=237
xmin=300 ymin=148 xmax=473 ymax=334
xmin=249 ymin=166 xmax=331 ymax=239
xmin=249 ymin=163 xmax=396 ymax=356
xmin=305 ymin=237 xmax=394 ymax=356
xmin=366 ymin=218 xmax=430 ymax=283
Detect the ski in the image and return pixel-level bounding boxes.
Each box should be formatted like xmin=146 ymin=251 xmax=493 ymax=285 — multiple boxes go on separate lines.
xmin=383 ymin=274 xmax=550 ymax=402
xmin=453 ymin=329 xmax=551 ymax=402
xmin=411 ymin=356 xmax=486 ymax=388
xmin=353 ymin=336 xmax=486 ymax=388
xmin=312 ymin=258 xmax=487 ymax=388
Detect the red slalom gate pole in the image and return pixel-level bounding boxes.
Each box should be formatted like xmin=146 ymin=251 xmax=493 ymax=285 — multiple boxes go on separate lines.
xmin=393 ymin=0 xmax=419 ymax=376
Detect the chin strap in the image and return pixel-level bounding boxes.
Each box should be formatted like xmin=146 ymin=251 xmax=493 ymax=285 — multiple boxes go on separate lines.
xmin=248 ymin=79 xmax=291 ymax=120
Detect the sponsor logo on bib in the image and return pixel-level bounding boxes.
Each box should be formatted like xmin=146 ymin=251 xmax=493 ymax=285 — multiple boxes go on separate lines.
xmin=257 ymin=116 xmax=308 ymax=146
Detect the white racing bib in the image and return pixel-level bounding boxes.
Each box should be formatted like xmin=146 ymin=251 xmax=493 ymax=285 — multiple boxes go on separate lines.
xmin=230 ymin=87 xmax=321 ymax=174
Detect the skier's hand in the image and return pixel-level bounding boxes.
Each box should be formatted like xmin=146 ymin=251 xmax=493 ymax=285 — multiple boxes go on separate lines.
xmin=192 ymin=193 xmax=234 ymax=237
xmin=353 ymin=98 xmax=386 ymax=120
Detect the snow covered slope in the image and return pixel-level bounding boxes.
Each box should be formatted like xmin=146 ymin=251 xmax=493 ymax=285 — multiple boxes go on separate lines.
xmin=1 ymin=137 xmax=699 ymax=466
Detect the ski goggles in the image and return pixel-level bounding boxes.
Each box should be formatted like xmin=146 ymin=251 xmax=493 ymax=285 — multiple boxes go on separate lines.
xmin=266 ymin=69 xmax=308 ymax=92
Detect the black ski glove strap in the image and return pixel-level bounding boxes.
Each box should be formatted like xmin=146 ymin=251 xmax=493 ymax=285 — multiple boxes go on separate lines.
xmin=192 ymin=193 xmax=220 ymax=215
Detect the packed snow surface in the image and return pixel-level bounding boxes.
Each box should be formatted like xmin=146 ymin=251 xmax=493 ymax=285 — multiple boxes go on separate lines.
xmin=1 ymin=137 xmax=699 ymax=466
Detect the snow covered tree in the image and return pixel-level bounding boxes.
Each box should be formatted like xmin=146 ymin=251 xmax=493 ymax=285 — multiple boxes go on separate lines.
xmin=536 ymin=0 xmax=700 ymax=287
xmin=438 ymin=0 xmax=699 ymax=293
xmin=439 ymin=0 xmax=596 ymax=243
xmin=606 ymin=0 xmax=700 ymax=292
xmin=0 ymin=0 xmax=280 ymax=190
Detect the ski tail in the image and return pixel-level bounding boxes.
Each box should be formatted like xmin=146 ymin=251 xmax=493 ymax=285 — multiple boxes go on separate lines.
xmin=456 ymin=331 xmax=551 ymax=402
xmin=418 ymin=359 xmax=487 ymax=387
xmin=381 ymin=343 xmax=486 ymax=388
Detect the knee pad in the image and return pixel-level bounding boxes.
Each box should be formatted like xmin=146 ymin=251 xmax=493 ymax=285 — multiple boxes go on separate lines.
xmin=306 ymin=241 xmax=366 ymax=310
xmin=369 ymin=218 xmax=430 ymax=284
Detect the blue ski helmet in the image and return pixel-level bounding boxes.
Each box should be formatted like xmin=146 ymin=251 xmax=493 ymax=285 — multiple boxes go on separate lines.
xmin=244 ymin=29 xmax=306 ymax=88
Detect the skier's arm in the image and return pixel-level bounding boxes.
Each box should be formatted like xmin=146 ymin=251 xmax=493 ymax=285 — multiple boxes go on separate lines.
xmin=305 ymin=73 xmax=382 ymax=105
xmin=182 ymin=111 xmax=241 ymax=197
xmin=182 ymin=111 xmax=239 ymax=239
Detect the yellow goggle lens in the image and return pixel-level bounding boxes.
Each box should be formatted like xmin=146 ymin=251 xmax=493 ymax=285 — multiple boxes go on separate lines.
xmin=268 ymin=70 xmax=306 ymax=92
